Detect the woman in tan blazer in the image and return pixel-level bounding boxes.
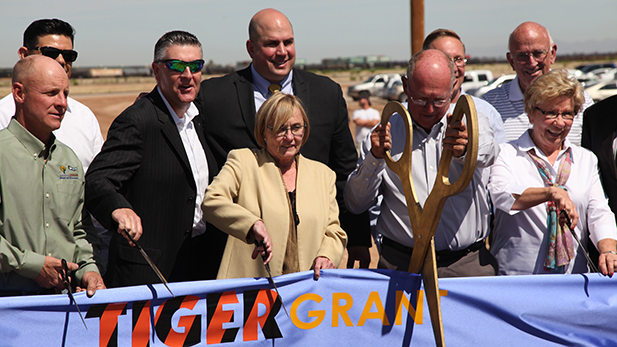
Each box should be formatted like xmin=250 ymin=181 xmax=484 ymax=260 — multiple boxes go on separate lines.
xmin=202 ymin=93 xmax=347 ymax=279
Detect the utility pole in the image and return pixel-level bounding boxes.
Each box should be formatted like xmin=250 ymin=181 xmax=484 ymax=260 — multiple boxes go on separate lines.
xmin=411 ymin=0 xmax=424 ymax=55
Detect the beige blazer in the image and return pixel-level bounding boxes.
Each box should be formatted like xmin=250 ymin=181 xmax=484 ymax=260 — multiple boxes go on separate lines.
xmin=203 ymin=148 xmax=347 ymax=279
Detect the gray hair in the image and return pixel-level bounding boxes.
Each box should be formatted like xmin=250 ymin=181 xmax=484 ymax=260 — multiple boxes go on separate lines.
xmin=154 ymin=30 xmax=202 ymax=61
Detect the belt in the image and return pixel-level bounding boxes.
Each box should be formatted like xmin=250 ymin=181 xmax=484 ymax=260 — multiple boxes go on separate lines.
xmin=382 ymin=237 xmax=484 ymax=264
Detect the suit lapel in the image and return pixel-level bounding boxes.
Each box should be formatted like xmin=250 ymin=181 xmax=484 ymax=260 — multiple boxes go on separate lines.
xmin=193 ymin=114 xmax=219 ymax=181
xmin=236 ymin=67 xmax=258 ymax=144
xmin=150 ymin=89 xmax=194 ymax=186
xmin=292 ymin=69 xmax=310 ymax=116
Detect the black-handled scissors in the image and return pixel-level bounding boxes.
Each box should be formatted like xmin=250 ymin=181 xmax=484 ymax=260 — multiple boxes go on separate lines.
xmin=61 ymin=259 xmax=88 ymax=330
xmin=559 ymin=210 xmax=600 ymax=273
xmin=254 ymin=239 xmax=289 ymax=317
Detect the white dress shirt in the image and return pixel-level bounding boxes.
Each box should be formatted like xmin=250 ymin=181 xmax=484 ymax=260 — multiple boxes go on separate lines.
xmin=345 ymin=107 xmax=499 ymax=252
xmin=0 ymin=93 xmax=103 ymax=171
xmin=488 ymin=131 xmax=617 ymax=275
xmin=449 ymin=90 xmax=508 ymax=144
xmin=158 ymin=87 xmax=209 ymax=237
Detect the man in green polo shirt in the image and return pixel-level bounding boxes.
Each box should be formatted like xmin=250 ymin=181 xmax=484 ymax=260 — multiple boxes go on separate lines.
xmin=0 ymin=55 xmax=105 ymax=296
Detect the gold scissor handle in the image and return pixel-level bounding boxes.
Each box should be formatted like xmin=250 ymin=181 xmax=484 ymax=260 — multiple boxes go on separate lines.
xmin=434 ymin=94 xmax=479 ymax=197
xmin=408 ymin=95 xmax=479 ymax=274
xmin=381 ymin=101 xmax=422 ymax=231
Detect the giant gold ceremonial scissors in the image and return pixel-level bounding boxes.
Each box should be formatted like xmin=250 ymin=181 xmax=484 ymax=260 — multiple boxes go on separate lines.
xmin=380 ymin=96 xmax=478 ymax=347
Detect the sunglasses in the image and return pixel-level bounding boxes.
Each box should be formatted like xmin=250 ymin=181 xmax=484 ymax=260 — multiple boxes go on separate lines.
xmin=31 ymin=46 xmax=78 ymax=62
xmin=156 ymin=59 xmax=205 ymax=73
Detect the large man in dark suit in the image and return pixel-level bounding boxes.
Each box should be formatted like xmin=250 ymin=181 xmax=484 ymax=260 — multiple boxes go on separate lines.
xmin=86 ymin=31 xmax=223 ymax=287
xmin=196 ymin=9 xmax=372 ymax=265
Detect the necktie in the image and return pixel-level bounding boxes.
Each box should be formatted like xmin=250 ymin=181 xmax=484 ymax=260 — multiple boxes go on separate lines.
xmin=268 ymin=83 xmax=282 ymax=95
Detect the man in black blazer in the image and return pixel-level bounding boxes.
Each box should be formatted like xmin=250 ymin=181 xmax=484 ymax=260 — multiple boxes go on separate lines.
xmin=196 ymin=9 xmax=372 ymax=266
xmin=582 ymin=95 xmax=617 ymax=218
xmin=582 ymin=94 xmax=617 ymax=266
xmin=86 ymin=31 xmax=224 ymax=287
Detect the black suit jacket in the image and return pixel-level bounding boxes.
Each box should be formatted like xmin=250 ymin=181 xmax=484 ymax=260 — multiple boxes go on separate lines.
xmin=85 ymin=88 xmax=224 ymax=287
xmin=582 ymin=94 xmax=617 ymax=218
xmin=197 ymin=66 xmax=371 ymax=247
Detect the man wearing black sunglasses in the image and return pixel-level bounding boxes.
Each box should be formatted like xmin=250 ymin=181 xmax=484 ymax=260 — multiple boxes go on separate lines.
xmin=0 ymin=19 xmax=104 ymax=172
xmin=86 ymin=31 xmax=224 ymax=287
xmin=0 ymin=19 xmax=108 ymax=265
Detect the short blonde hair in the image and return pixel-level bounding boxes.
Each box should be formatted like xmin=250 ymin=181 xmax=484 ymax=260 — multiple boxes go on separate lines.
xmin=255 ymin=93 xmax=310 ymax=148
xmin=524 ymin=69 xmax=584 ymax=115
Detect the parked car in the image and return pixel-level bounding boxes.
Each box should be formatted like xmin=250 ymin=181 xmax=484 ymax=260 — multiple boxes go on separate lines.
xmin=585 ymin=79 xmax=617 ymax=102
xmin=348 ymin=73 xmax=398 ymax=99
xmin=470 ymin=74 xmax=516 ymax=98
xmin=575 ymin=62 xmax=616 ymax=74
xmin=384 ymin=79 xmax=407 ymax=102
xmin=376 ymin=74 xmax=402 ymax=100
xmin=461 ymin=70 xmax=493 ymax=92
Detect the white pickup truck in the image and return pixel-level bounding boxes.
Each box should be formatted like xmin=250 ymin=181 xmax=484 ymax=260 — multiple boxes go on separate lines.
xmin=348 ymin=74 xmax=399 ymax=100
xmin=461 ymin=70 xmax=493 ymax=92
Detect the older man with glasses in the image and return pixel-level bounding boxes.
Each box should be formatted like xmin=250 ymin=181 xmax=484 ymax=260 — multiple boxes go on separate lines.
xmin=345 ymin=49 xmax=500 ymax=277
xmin=482 ymin=21 xmax=593 ymax=146
xmin=85 ymin=31 xmax=224 ymax=287
xmin=423 ymin=28 xmax=507 ymax=144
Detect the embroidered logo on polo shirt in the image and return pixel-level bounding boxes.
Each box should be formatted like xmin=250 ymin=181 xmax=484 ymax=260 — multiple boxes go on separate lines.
xmin=59 ymin=164 xmax=79 ymax=180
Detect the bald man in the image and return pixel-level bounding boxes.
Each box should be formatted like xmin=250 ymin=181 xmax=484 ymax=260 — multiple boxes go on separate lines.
xmin=196 ymin=8 xmax=372 ymax=269
xmin=482 ymin=21 xmax=593 ymax=145
xmin=346 ymin=50 xmax=499 ymax=277
xmin=0 ymin=55 xmax=105 ymax=296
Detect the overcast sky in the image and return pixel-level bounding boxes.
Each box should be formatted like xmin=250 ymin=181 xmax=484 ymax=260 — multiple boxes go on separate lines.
xmin=0 ymin=0 xmax=615 ymax=68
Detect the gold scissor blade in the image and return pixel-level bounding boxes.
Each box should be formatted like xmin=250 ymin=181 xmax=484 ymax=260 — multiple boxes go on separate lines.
xmin=422 ymin=239 xmax=445 ymax=347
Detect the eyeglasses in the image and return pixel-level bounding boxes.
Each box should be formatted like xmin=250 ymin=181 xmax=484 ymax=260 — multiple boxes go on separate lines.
xmin=535 ymin=106 xmax=575 ymax=121
xmin=267 ymin=124 xmax=306 ymax=138
xmin=513 ymin=50 xmax=548 ymax=64
xmin=408 ymin=95 xmax=450 ymax=108
xmin=155 ymin=59 xmax=205 ymax=73
xmin=453 ymin=57 xmax=467 ymax=67
xmin=30 ymin=46 xmax=78 ymax=62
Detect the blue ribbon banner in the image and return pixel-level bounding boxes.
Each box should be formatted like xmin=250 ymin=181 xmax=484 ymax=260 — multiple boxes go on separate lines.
xmin=0 ymin=269 xmax=615 ymax=346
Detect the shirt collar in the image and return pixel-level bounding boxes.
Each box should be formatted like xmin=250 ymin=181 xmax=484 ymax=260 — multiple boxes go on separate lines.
xmin=518 ymin=129 xmax=574 ymax=161
xmin=509 ymin=75 xmax=524 ymax=102
xmin=406 ymin=103 xmax=446 ymax=137
xmin=7 ymin=118 xmax=56 ymax=159
xmin=250 ymin=64 xmax=293 ymax=96
xmin=157 ymin=86 xmax=199 ymax=127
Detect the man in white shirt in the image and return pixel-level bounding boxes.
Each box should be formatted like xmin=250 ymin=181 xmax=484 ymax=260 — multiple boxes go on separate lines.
xmin=422 ymin=28 xmax=507 ymax=144
xmin=0 ymin=18 xmax=103 ymax=171
xmin=345 ymin=49 xmax=500 ymax=277
xmin=482 ymin=22 xmax=592 ymax=146
xmin=352 ymin=92 xmax=381 ymax=151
